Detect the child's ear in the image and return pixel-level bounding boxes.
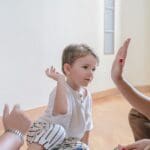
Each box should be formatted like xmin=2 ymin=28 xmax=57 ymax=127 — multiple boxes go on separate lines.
xmin=64 ymin=63 xmax=71 ymax=75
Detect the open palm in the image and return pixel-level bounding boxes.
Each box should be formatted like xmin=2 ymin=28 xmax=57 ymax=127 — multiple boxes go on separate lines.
xmin=45 ymin=66 xmax=65 ymax=81
xmin=111 ymin=38 xmax=130 ymax=83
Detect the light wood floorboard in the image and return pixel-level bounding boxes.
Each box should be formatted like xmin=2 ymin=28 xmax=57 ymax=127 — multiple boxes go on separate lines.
xmin=0 ymin=89 xmax=149 ymax=150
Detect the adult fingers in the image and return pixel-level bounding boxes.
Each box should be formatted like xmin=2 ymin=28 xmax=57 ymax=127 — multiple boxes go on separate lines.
xmin=123 ymin=38 xmax=131 ymax=58
xmin=3 ymin=104 xmax=9 ymax=119
xmin=124 ymin=143 xmax=137 ymax=150
xmin=14 ymin=104 xmax=20 ymax=110
xmin=117 ymin=38 xmax=131 ymax=65
xmin=117 ymin=38 xmax=130 ymax=59
xmin=2 ymin=104 xmax=9 ymax=129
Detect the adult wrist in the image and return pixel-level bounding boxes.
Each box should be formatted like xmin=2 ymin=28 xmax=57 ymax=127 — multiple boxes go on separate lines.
xmin=5 ymin=128 xmax=24 ymax=145
xmin=113 ymin=76 xmax=124 ymax=85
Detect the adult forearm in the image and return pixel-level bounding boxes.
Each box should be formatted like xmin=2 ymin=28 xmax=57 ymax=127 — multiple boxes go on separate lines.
xmin=114 ymin=78 xmax=150 ymax=119
xmin=0 ymin=132 xmax=23 ymax=150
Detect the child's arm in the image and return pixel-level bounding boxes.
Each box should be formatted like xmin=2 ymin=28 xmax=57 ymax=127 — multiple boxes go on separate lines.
xmin=45 ymin=66 xmax=68 ymax=115
xmin=111 ymin=39 xmax=150 ymax=119
xmin=81 ymin=131 xmax=90 ymax=145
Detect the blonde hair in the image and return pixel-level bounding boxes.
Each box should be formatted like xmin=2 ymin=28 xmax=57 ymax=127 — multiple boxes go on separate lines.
xmin=62 ymin=44 xmax=99 ymax=74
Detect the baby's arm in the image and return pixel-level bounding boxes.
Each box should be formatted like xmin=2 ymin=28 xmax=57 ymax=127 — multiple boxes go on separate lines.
xmin=45 ymin=66 xmax=68 ymax=115
xmin=81 ymin=131 xmax=90 ymax=145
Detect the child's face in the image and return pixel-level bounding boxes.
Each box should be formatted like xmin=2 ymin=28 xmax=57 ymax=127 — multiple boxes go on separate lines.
xmin=67 ymin=54 xmax=97 ymax=90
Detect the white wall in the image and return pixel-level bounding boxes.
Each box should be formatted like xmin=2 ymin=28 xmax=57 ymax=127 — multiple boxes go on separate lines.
xmin=120 ymin=0 xmax=150 ymax=85
xmin=0 ymin=0 xmax=104 ymax=114
xmin=0 ymin=0 xmax=149 ymax=114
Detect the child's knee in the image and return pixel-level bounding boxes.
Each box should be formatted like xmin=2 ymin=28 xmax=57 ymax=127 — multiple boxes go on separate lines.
xmin=27 ymin=123 xmax=66 ymax=150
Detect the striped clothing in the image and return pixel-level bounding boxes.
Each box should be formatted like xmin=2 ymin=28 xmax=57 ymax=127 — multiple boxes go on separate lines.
xmin=27 ymin=121 xmax=66 ymax=149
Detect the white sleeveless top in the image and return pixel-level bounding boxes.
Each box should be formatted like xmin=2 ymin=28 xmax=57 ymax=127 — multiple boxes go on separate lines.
xmin=39 ymin=83 xmax=93 ymax=139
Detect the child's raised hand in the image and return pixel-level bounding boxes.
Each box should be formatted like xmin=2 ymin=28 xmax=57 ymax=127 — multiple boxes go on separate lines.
xmin=111 ymin=38 xmax=131 ymax=83
xmin=45 ymin=66 xmax=65 ymax=82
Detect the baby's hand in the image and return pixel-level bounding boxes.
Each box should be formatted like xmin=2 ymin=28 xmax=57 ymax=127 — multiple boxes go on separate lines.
xmin=45 ymin=66 xmax=65 ymax=82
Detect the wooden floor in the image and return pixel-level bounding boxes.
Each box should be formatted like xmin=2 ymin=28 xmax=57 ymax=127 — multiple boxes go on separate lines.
xmin=0 ymin=89 xmax=149 ymax=150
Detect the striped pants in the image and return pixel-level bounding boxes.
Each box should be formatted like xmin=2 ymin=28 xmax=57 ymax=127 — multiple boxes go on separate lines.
xmin=27 ymin=120 xmax=89 ymax=150
xmin=52 ymin=138 xmax=89 ymax=150
xmin=27 ymin=120 xmax=66 ymax=150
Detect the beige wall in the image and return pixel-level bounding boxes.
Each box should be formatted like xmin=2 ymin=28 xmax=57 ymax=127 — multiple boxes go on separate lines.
xmin=120 ymin=0 xmax=150 ymax=85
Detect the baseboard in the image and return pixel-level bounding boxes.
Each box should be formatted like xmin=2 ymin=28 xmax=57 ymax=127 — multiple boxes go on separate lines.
xmin=92 ymin=85 xmax=150 ymax=101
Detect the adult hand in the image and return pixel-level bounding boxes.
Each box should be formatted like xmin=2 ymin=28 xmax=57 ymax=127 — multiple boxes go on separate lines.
xmin=116 ymin=139 xmax=150 ymax=150
xmin=3 ymin=104 xmax=31 ymax=135
xmin=111 ymin=38 xmax=130 ymax=83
